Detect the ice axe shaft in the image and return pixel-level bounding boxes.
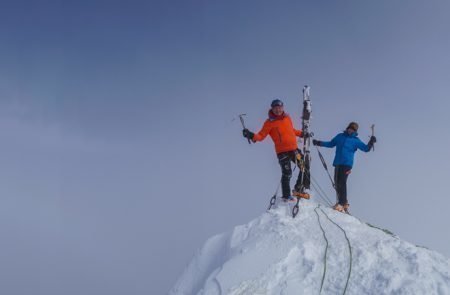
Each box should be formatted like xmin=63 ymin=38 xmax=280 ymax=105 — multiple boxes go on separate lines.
xmin=239 ymin=114 xmax=247 ymax=129
xmin=239 ymin=114 xmax=251 ymax=144
xmin=371 ymin=124 xmax=375 ymax=151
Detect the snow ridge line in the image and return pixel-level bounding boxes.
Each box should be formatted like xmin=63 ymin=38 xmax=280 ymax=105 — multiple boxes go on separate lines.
xmin=319 ymin=207 xmax=353 ymax=295
xmin=313 ymin=205 xmax=329 ymax=294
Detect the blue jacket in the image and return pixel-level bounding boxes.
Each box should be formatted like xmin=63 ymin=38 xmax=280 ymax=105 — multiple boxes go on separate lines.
xmin=321 ymin=132 xmax=370 ymax=168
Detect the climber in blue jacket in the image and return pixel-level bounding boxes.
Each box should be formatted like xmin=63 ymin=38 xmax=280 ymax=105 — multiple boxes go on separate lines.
xmin=313 ymin=122 xmax=376 ymax=213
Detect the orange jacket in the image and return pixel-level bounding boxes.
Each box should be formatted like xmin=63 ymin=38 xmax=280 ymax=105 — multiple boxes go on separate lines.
xmin=253 ymin=111 xmax=303 ymax=154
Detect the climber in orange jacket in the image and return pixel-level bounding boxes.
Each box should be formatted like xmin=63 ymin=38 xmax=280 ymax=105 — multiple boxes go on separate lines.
xmin=243 ymin=99 xmax=310 ymax=202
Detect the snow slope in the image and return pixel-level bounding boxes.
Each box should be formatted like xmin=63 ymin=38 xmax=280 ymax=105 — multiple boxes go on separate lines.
xmin=169 ymin=200 xmax=450 ymax=295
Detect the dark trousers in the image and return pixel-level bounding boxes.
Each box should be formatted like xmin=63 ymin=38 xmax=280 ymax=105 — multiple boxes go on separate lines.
xmin=334 ymin=165 xmax=352 ymax=205
xmin=277 ymin=150 xmax=310 ymax=198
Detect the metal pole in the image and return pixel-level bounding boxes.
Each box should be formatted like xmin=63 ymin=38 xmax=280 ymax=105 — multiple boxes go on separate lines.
xmin=238 ymin=114 xmax=251 ymax=144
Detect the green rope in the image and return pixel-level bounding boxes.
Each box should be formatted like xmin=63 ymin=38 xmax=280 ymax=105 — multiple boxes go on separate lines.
xmin=310 ymin=178 xmax=333 ymax=207
xmin=319 ymin=207 xmax=352 ymax=295
xmin=365 ymin=222 xmax=396 ymax=237
xmin=314 ymin=205 xmax=328 ymax=294
xmin=347 ymin=213 xmax=397 ymax=238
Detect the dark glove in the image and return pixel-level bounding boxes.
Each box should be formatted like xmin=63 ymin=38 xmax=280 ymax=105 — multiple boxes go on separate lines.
xmin=302 ymin=132 xmax=311 ymax=139
xmin=368 ymin=135 xmax=376 ymax=149
xmin=312 ymin=139 xmax=321 ymax=146
xmin=242 ymin=129 xmax=254 ymax=140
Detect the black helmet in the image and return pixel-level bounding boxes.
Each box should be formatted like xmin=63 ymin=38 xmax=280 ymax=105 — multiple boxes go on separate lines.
xmin=271 ymin=99 xmax=284 ymax=108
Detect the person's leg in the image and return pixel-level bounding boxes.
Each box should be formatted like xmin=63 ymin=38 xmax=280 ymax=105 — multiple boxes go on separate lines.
xmin=294 ymin=150 xmax=310 ymax=192
xmin=335 ymin=165 xmax=351 ymax=205
xmin=277 ymin=152 xmax=293 ymax=198
xmin=292 ymin=152 xmax=311 ymax=201
xmin=293 ymin=151 xmax=303 ymax=192
xmin=332 ymin=167 xmax=344 ymax=211
xmin=340 ymin=166 xmax=351 ymax=205
xmin=334 ymin=166 xmax=344 ymax=205
xmin=334 ymin=166 xmax=339 ymax=203
xmin=303 ymin=159 xmax=311 ymax=190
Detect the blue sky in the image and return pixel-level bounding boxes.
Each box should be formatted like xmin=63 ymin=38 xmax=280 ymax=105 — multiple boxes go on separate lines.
xmin=1 ymin=1 xmax=450 ymax=294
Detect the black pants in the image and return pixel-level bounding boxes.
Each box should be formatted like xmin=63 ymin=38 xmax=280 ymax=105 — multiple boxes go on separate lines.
xmin=277 ymin=150 xmax=310 ymax=198
xmin=334 ymin=165 xmax=352 ymax=205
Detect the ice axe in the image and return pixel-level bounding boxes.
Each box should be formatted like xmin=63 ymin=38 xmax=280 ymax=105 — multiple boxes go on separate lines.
xmin=370 ymin=124 xmax=375 ymax=151
xmin=238 ymin=114 xmax=252 ymax=144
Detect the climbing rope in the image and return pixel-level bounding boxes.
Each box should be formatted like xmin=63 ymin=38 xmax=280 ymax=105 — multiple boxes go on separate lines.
xmin=314 ymin=205 xmax=329 ymax=294
xmin=319 ymin=207 xmax=353 ymax=295
xmin=315 ymin=145 xmax=336 ymax=190
xmin=310 ymin=174 xmax=334 ymax=207
xmin=310 ymin=181 xmax=333 ymax=207
xmin=293 ymin=157 xmax=333 ymax=207
xmin=266 ymin=150 xmax=336 ymax=213
xmin=267 ymin=165 xmax=298 ymax=211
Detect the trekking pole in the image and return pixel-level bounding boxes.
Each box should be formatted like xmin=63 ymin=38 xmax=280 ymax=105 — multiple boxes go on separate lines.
xmin=370 ymin=124 xmax=375 ymax=151
xmin=238 ymin=114 xmax=251 ymax=144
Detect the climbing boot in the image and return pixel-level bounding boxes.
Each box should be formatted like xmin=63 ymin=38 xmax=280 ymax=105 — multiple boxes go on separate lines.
xmin=332 ymin=203 xmax=345 ymax=213
xmin=292 ymin=190 xmax=310 ymax=200
xmin=281 ymin=196 xmax=297 ymax=203
xmin=343 ymin=203 xmax=350 ymax=214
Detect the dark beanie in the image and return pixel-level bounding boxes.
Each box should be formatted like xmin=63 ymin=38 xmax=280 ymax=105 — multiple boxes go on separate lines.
xmin=346 ymin=122 xmax=359 ymax=131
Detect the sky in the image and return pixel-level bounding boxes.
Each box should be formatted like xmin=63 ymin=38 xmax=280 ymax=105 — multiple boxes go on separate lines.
xmin=1 ymin=0 xmax=450 ymax=294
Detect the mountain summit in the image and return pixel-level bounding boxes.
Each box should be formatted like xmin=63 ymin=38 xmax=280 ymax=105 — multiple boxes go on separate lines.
xmin=170 ymin=201 xmax=450 ymax=295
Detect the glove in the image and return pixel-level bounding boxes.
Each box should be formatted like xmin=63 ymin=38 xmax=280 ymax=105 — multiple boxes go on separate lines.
xmin=312 ymin=139 xmax=321 ymax=146
xmin=302 ymin=132 xmax=311 ymax=139
xmin=368 ymin=135 xmax=377 ymax=149
xmin=242 ymin=128 xmax=254 ymax=140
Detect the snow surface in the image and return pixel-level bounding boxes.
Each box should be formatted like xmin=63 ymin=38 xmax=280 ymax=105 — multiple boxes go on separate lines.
xmin=170 ymin=200 xmax=450 ymax=295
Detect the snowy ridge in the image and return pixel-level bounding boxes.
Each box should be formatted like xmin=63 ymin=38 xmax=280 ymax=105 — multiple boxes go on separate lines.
xmin=170 ymin=201 xmax=450 ymax=295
